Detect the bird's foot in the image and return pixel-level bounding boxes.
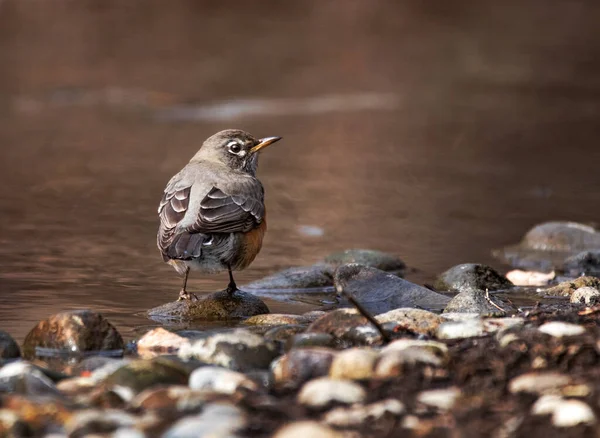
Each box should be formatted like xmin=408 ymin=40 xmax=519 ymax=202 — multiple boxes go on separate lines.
xmin=177 ymin=289 xmax=199 ymax=302
xmin=225 ymin=282 xmax=238 ymax=295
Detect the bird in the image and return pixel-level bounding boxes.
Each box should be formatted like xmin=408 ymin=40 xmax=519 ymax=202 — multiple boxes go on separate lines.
xmin=157 ymin=129 xmax=282 ymax=301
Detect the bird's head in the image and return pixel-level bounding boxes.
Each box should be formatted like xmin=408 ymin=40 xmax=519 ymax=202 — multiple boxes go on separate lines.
xmin=191 ymin=129 xmax=282 ymax=175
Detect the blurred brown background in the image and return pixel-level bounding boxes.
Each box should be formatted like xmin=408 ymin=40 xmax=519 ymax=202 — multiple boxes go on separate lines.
xmin=0 ymin=0 xmax=599 ymax=340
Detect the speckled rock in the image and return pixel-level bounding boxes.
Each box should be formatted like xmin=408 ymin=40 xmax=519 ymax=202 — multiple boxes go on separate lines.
xmin=136 ymin=328 xmax=191 ymax=358
xmin=297 ymin=377 xmax=366 ymax=409
xmin=508 ymin=372 xmax=572 ymax=395
xmin=263 ymin=325 xmax=308 ymax=344
xmin=22 ymin=310 xmax=124 ymax=360
xmin=271 ymin=348 xmax=336 ymax=388
xmin=323 ymin=398 xmax=405 ymax=428
xmin=147 ymin=290 xmax=269 ymax=322
xmin=0 ymin=362 xmax=63 ymax=398
xmin=243 ymin=265 xmax=334 ymax=290
xmin=244 ymin=314 xmax=309 ymax=326
xmin=538 ymin=321 xmax=586 ymax=337
xmin=443 ymin=288 xmax=514 ymax=316
xmin=0 ymin=331 xmax=20 ymax=360
xmin=570 ymin=286 xmax=600 ymax=305
xmin=544 ymin=276 xmax=600 ymax=297
xmin=273 ymin=421 xmax=343 ymax=438
xmin=162 ymin=402 xmax=246 ymax=438
xmin=335 ymin=264 xmax=450 ymax=313
xmin=306 ymin=309 xmax=368 ymax=338
xmin=435 ymin=263 xmax=513 ymax=292
xmin=328 ymin=348 xmax=378 ymax=380
xmin=564 ymin=250 xmax=600 ymax=276
xmin=324 ymin=249 xmax=406 ymax=274
xmin=375 ymin=308 xmax=442 ymax=336
xmin=178 ymin=329 xmax=278 ymax=372
xmin=189 ymin=366 xmax=258 ymax=394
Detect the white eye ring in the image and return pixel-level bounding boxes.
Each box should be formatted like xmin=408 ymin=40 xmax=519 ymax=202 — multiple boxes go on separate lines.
xmin=227 ymin=141 xmax=243 ymax=155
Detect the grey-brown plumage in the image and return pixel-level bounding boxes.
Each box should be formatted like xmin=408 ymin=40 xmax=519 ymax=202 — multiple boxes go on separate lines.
xmin=157 ymin=129 xmax=281 ymax=300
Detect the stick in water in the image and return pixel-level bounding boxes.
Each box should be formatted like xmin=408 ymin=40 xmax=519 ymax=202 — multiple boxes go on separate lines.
xmin=338 ymin=286 xmax=392 ymax=344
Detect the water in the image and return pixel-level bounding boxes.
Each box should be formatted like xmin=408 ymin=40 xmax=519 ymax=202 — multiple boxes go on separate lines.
xmin=0 ymin=0 xmax=599 ymax=342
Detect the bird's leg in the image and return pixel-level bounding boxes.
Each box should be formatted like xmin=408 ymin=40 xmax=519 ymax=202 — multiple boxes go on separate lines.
xmin=178 ymin=267 xmax=198 ymax=301
xmin=226 ymin=266 xmax=238 ymax=295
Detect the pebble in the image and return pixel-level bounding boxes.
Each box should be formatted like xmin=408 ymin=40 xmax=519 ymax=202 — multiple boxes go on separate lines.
xmin=437 ymin=319 xmax=485 ymax=339
xmin=328 ymin=348 xmax=378 ymax=380
xmin=531 ymin=394 xmax=564 ymax=415
xmin=243 ymin=314 xmax=309 ymax=326
xmin=297 ymin=377 xmax=366 ymax=408
xmin=508 ymin=372 xmax=572 ymax=395
xmin=273 ymin=421 xmax=343 ymax=438
xmin=271 ymin=348 xmax=336 ymax=388
xmin=505 ymin=269 xmax=555 ymax=286
xmin=434 ymin=263 xmax=513 ymax=292
xmin=188 ymin=366 xmax=258 ymax=394
xmin=374 ymin=348 xmax=443 ymax=378
xmin=324 ymin=249 xmax=406 ymax=273
xmin=323 ymin=398 xmax=405 ymax=427
xmin=538 ymin=321 xmax=586 ymax=337
xmin=416 ymin=387 xmax=461 ymax=411
xmin=0 ymin=331 xmax=20 ymax=360
xmin=162 ymin=402 xmax=246 ymax=438
xmin=65 ymin=409 xmax=137 ymax=436
xmin=287 ymin=333 xmax=336 ymax=350
xmin=0 ymin=361 xmax=62 ymax=398
xmin=552 ymin=399 xmax=596 ymax=427
xmin=375 ymin=308 xmax=442 ymax=336
xmin=570 ymin=286 xmax=600 ymax=305
xmin=381 ymin=339 xmax=448 ymax=358
xmin=136 ymin=328 xmax=191 ymax=358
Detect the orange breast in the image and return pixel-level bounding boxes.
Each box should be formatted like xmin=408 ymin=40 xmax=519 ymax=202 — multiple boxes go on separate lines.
xmin=237 ymin=215 xmax=267 ymax=270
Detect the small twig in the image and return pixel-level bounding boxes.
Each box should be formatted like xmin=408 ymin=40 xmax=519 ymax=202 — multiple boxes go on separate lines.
xmin=485 ymin=288 xmax=506 ymax=314
xmin=339 ymin=287 xmax=392 ymax=344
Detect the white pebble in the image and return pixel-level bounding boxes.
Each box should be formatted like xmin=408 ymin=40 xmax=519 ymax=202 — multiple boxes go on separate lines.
xmin=531 ymin=394 xmax=564 ymax=416
xmin=417 ymin=387 xmax=461 ymax=411
xmin=552 ymin=400 xmax=596 ymax=427
xmin=437 ymin=320 xmax=484 ymax=339
xmin=538 ymin=322 xmax=585 ymax=337
xmin=297 ymin=378 xmax=366 ymax=408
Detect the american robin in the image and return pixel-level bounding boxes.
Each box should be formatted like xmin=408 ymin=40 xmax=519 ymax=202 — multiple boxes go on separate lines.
xmin=157 ymin=129 xmax=282 ymax=301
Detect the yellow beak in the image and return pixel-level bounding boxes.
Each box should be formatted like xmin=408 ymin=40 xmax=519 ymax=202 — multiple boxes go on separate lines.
xmin=250 ymin=136 xmax=282 ymax=154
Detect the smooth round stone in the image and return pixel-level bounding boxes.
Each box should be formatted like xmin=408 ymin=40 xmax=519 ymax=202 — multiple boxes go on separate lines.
xmin=382 ymin=339 xmax=448 ymax=359
xmin=65 ymin=409 xmax=137 ymax=437
xmin=189 ymin=366 xmax=258 ymax=395
xmin=434 ymin=263 xmax=513 ymax=293
xmin=162 ymin=403 xmax=246 ymax=438
xmin=324 ymin=249 xmax=406 ymax=274
xmin=508 ymin=372 xmax=572 ymax=395
xmin=287 ymin=333 xmax=337 ymax=350
xmin=0 ymin=361 xmax=62 ymax=398
xmin=437 ymin=319 xmax=485 ymax=340
xmin=271 ymin=348 xmax=336 ymax=388
xmin=552 ymin=400 xmax=596 ymax=427
xmin=136 ymin=328 xmax=190 ymax=358
xmin=22 ymin=310 xmax=124 ymax=360
xmin=374 ymin=349 xmax=443 ymax=378
xmin=130 ymin=386 xmax=193 ymax=410
xmin=531 ymin=394 xmax=564 ymax=416
xmin=113 ymin=428 xmax=147 ymax=438
xmin=306 ymin=309 xmax=368 ymax=338
xmin=538 ymin=321 xmax=586 ymax=337
xmin=416 ymin=387 xmax=461 ymax=411
xmin=505 ymin=269 xmax=555 ymax=286
xmin=328 ymin=348 xmax=378 ymax=380
xmin=263 ymin=325 xmax=308 ymax=344
xmin=297 ymin=377 xmax=366 ymax=408
xmin=103 ymin=357 xmax=190 ymax=395
xmin=243 ymin=265 xmax=334 ymax=290
xmin=570 ymin=287 xmax=600 ymax=305
xmin=273 ymin=421 xmax=343 ymax=438
xmin=442 ymin=288 xmax=514 ymax=316
xmin=323 ymin=399 xmax=405 ymax=427
xmin=0 ymin=331 xmax=20 ymax=360
xmin=375 ymin=308 xmax=442 ymax=336
xmin=522 ymin=222 xmax=600 ymax=252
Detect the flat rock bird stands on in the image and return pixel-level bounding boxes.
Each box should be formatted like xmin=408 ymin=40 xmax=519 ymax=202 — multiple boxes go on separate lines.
xmin=157 ymin=129 xmax=282 ymax=301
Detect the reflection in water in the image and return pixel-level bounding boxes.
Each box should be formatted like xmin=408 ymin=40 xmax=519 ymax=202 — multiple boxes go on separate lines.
xmin=0 ymin=0 xmax=599 ymax=341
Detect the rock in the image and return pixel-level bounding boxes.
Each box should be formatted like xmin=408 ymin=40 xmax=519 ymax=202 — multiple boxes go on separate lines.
xmin=434 ymin=263 xmax=513 ymax=292
xmin=147 ymin=290 xmax=269 ymax=322
xmin=113 ymin=429 xmax=148 ymax=438
xmin=505 ymin=270 xmax=555 ymax=286
xmin=271 ymin=348 xmax=336 ymax=388
xmin=538 ymin=321 xmax=586 ymax=337
xmin=324 ymin=249 xmax=406 ymax=274
xmin=0 ymin=331 xmax=20 ymax=360
xmin=65 ymin=409 xmax=137 ymax=437
xmin=0 ymin=361 xmax=63 ymax=398
xmin=443 ymin=288 xmax=514 ymax=316
xmin=306 ymin=309 xmax=368 ymax=338
xmin=323 ymin=398 xmax=405 ymax=428
xmin=416 ymin=387 xmax=461 ymax=411
xmin=531 ymin=394 xmax=563 ymax=416
xmin=102 ymin=357 xmax=190 ymax=396
xmin=22 ymin=310 xmax=124 ymax=360
xmin=56 ymin=376 xmax=95 ymax=396
xmin=564 ymin=250 xmax=600 ymax=276
xmin=375 ymin=308 xmax=442 ymax=336
xmin=130 ymin=386 xmax=192 ymax=410
xmin=0 ymin=409 xmax=32 ymax=437
xmin=162 ymin=403 xmax=246 ymax=438
xmin=189 ymin=366 xmax=258 ymax=394
xmin=508 ymin=372 xmax=572 ymax=395
xmin=334 ymin=264 xmax=450 ymax=314
xmin=570 ymin=286 xmax=600 ymax=305
xmin=381 ymin=339 xmax=449 ymax=361
xmin=263 ymin=325 xmax=308 ymax=344
xmin=544 ymin=276 xmax=600 ymax=297
xmin=273 ymin=421 xmax=343 ymax=438
xmin=287 ymin=333 xmax=337 ymax=350
xmin=244 ymin=314 xmax=309 ymax=326
xmin=552 ymin=400 xmax=596 ymax=427
xmin=437 ymin=319 xmax=485 ymax=339
xmin=178 ymin=329 xmax=278 ymax=372
xmin=374 ymin=349 xmax=443 ymax=378
xmin=136 ymin=328 xmax=191 ymax=358
xmin=329 ymin=348 xmax=378 ymax=380
xmin=297 ymin=377 xmax=366 ymax=409
xmin=243 ymin=265 xmax=333 ymax=291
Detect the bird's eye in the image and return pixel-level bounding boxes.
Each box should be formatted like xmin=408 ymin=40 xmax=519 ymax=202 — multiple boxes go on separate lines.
xmin=228 ymin=142 xmax=242 ymax=154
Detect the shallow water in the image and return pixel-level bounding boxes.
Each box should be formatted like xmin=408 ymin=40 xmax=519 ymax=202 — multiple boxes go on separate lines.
xmin=0 ymin=0 xmax=599 ymax=342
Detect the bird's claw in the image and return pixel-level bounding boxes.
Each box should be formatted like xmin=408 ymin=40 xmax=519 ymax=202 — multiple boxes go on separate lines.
xmin=178 ymin=289 xmax=199 ymax=302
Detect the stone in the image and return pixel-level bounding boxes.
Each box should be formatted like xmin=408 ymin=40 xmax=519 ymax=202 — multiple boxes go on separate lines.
xmin=243 ymin=314 xmax=309 ymax=326
xmin=0 ymin=331 xmax=20 ymax=360
xmin=544 ymin=276 xmax=600 ymax=297
xmin=416 ymin=387 xmax=461 ymax=411
xmin=437 ymin=319 xmax=485 ymax=340
xmin=65 ymin=409 xmax=137 ymax=437
xmin=0 ymin=409 xmax=32 ymax=437
xmin=531 ymin=394 xmax=564 ymax=416
xmin=136 ymin=328 xmax=191 ymax=358
xmin=375 ymin=349 xmax=443 ymax=378
xmin=508 ymin=372 xmax=572 ymax=395
xmin=22 ymin=310 xmax=124 ymax=360
xmin=570 ymin=286 xmax=600 ymax=305
xmin=443 ymin=288 xmax=514 ymax=316
xmin=334 ymin=264 xmax=450 ymax=314
xmin=324 ymin=249 xmax=406 ymax=274
xmin=287 ymin=333 xmax=337 ymax=350
xmin=147 ymin=290 xmax=269 ymax=322
xmin=564 ymin=250 xmax=600 ymax=276
xmin=505 ymin=269 xmax=555 ymax=286
xmin=273 ymin=421 xmax=343 ymax=438
xmin=271 ymin=348 xmax=336 ymax=388
xmin=178 ymin=329 xmax=278 ymax=372
xmin=538 ymin=321 xmax=586 ymax=337
xmin=0 ymin=361 xmax=62 ymax=398
xmin=243 ymin=265 xmax=334 ymax=291
xmin=306 ymin=309 xmax=368 ymax=338
xmin=297 ymin=377 xmax=366 ymax=408
xmin=263 ymin=325 xmax=308 ymax=344
xmin=323 ymin=398 xmax=405 ymax=427
xmin=130 ymin=386 xmax=192 ymax=410
xmin=521 ymin=222 xmax=600 ymax=252
xmin=188 ymin=366 xmax=258 ymax=394
xmin=381 ymin=339 xmax=448 ymax=361
xmin=375 ymin=308 xmax=442 ymax=336
xmin=552 ymin=400 xmax=596 ymax=427
xmin=162 ymin=403 xmax=246 ymax=438
xmin=435 ymin=263 xmax=513 ymax=292
xmin=113 ymin=429 xmax=147 ymax=438
xmin=328 ymin=348 xmax=378 ymax=380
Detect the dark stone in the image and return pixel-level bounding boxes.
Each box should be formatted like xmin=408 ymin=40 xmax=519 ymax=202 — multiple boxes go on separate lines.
xmin=0 ymin=362 xmax=63 ymax=398
xmin=243 ymin=265 xmax=334 ymax=291
xmin=272 ymin=348 xmax=336 ymax=389
xmin=0 ymin=331 xmax=20 ymax=360
xmin=434 ymin=263 xmax=513 ymax=293
xmin=147 ymin=290 xmax=270 ymax=322
xmin=263 ymin=325 xmax=308 ymax=343
xmin=306 ymin=309 xmax=369 ymax=338
xmin=22 ymin=310 xmax=124 ymax=360
xmin=324 ymin=249 xmax=406 ymax=275
xmin=544 ymin=276 xmax=600 ymax=297
xmin=443 ymin=289 xmax=515 ymax=316
xmin=564 ymin=251 xmax=600 ymax=276
xmin=287 ymin=333 xmax=338 ymax=350
xmin=335 ymin=264 xmax=450 ymax=313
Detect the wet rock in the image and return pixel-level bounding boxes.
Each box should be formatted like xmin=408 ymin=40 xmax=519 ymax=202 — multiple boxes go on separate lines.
xmin=102 ymin=357 xmax=190 ymax=396
xmin=434 ymin=263 xmax=513 ymax=292
xmin=306 ymin=309 xmax=368 ymax=338
xmin=189 ymin=366 xmax=258 ymax=394
xmin=65 ymin=409 xmax=137 ymax=437
xmin=136 ymin=328 xmax=191 ymax=358
xmin=508 ymin=371 xmax=572 ymax=395
xmin=263 ymin=325 xmax=307 ymax=344
xmin=505 ymin=269 xmax=555 ymax=286
xmin=147 ymin=290 xmax=269 ymax=322
xmin=382 ymin=339 xmax=449 ymax=361
xmin=324 ymin=249 xmax=406 ymax=274
xmin=544 ymin=276 xmax=600 ymax=297
xmin=443 ymin=288 xmax=514 ymax=316
xmin=22 ymin=310 xmax=124 ymax=360
xmin=297 ymin=377 xmax=366 ymax=409
xmin=243 ymin=265 xmax=333 ymax=290
xmin=531 ymin=394 xmax=564 ymax=416
xmin=244 ymin=314 xmax=309 ymax=326
xmin=416 ymin=387 xmax=461 ymax=411
xmin=329 ymin=348 xmax=378 ymax=380
xmin=130 ymin=385 xmax=192 ymax=410
xmin=271 ymin=348 xmax=336 ymax=388
xmin=287 ymin=333 xmax=337 ymax=350
xmin=570 ymin=286 xmax=600 ymax=305
xmin=564 ymin=250 xmax=600 ymax=276
xmin=273 ymin=421 xmax=343 ymax=438
xmin=552 ymin=400 xmax=596 ymax=427
xmin=0 ymin=409 xmax=32 ymax=437
xmin=374 ymin=349 xmax=443 ymax=378
xmin=375 ymin=308 xmax=442 ymax=336
xmin=334 ymin=264 xmax=450 ymax=314
xmin=538 ymin=321 xmax=586 ymax=337
xmin=0 ymin=361 xmax=63 ymax=398
xmin=301 ymin=310 xmax=328 ymax=321
xmin=162 ymin=402 xmax=246 ymax=438
xmin=437 ymin=319 xmax=485 ymax=339
xmin=56 ymin=376 xmax=95 ymax=396
xmin=178 ymin=329 xmax=278 ymax=372
xmin=323 ymin=398 xmax=405 ymax=428
xmin=114 ymin=429 xmax=147 ymax=438
xmin=0 ymin=331 xmax=20 ymax=360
